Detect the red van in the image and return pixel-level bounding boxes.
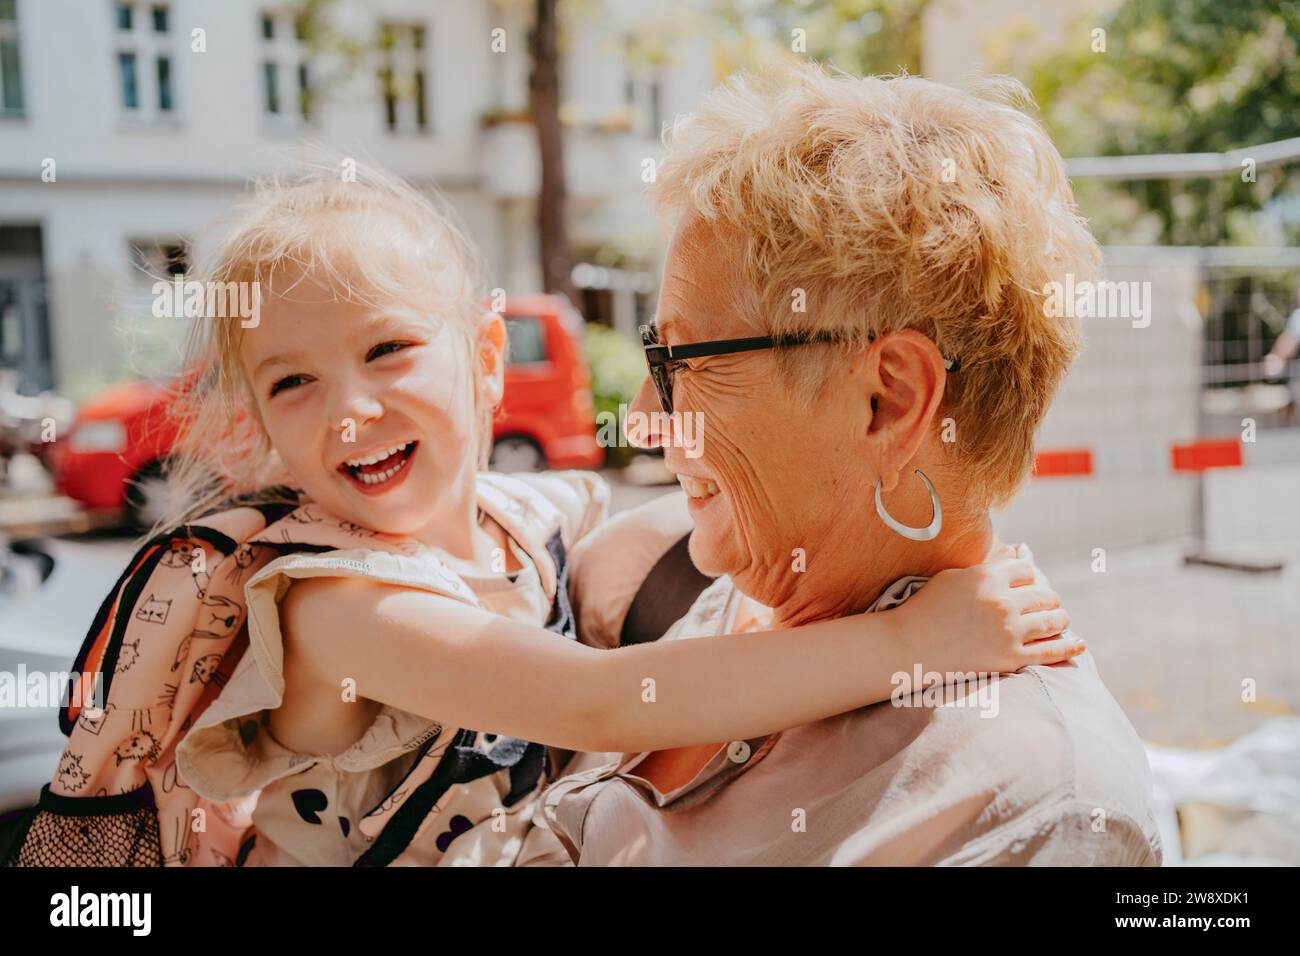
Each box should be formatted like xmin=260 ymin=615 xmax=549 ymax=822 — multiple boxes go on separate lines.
xmin=51 ymin=377 xmax=182 ymax=528
xmin=490 ymin=294 xmax=603 ymax=472
xmin=53 ymin=294 xmax=603 ymax=526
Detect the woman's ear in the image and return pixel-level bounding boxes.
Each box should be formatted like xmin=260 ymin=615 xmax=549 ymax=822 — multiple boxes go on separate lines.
xmin=476 ymin=311 xmax=507 ymax=407
xmin=866 ymin=330 xmax=947 ymax=493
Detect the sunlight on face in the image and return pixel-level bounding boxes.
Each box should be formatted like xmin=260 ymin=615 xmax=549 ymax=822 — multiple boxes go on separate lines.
xmin=637 ymin=222 xmax=869 ymax=606
xmin=239 ymin=270 xmax=482 ymax=540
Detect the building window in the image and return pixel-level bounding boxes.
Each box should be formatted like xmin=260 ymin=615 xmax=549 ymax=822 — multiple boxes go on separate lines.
xmin=0 ymin=283 xmax=22 ymax=366
xmin=130 ymin=238 xmax=188 ymax=278
xmin=260 ymin=9 xmax=312 ymax=124
xmin=156 ymin=55 xmax=171 ymax=111
xmin=379 ymin=22 xmax=429 ymax=134
xmin=118 ymin=51 xmax=139 ymax=109
xmin=297 ymin=62 xmax=311 ymax=118
xmin=116 ymin=2 xmax=176 ymax=119
xmin=623 ymin=37 xmax=663 ymax=138
xmin=127 ymin=239 xmax=189 ymax=379
xmin=260 ymin=61 xmax=276 ymax=113
xmin=647 ymin=81 xmax=661 ymax=138
xmin=0 ymin=0 xmax=24 ymax=116
xmin=0 ymin=226 xmax=52 ymax=391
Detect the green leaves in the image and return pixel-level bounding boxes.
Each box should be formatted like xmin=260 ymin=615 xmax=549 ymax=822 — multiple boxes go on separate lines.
xmin=1030 ymin=0 xmax=1300 ymax=245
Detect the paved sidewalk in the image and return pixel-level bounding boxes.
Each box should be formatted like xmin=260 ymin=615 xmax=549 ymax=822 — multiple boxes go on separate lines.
xmin=1038 ymin=539 xmax=1300 ymax=749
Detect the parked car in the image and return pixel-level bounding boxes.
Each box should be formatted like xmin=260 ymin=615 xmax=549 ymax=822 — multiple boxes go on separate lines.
xmin=53 ymin=294 xmax=603 ymax=526
xmin=491 ymin=294 xmax=603 ymax=472
xmin=50 ymin=376 xmax=181 ymax=529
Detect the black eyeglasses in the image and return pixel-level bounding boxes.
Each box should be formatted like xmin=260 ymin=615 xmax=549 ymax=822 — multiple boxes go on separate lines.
xmin=639 ymin=320 xmax=961 ymax=415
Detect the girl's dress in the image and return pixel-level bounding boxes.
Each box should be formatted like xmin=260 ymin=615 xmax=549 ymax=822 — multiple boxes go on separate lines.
xmin=175 ymin=471 xmax=606 ymax=866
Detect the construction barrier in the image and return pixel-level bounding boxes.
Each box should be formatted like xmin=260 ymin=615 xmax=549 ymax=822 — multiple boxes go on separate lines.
xmin=1029 ymin=439 xmax=1283 ymax=572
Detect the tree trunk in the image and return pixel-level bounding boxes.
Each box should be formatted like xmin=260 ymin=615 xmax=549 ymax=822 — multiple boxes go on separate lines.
xmin=529 ymin=0 xmax=578 ymax=303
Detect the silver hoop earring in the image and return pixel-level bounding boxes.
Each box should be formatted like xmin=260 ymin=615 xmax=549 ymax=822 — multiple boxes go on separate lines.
xmin=874 ymin=469 xmax=942 ymax=541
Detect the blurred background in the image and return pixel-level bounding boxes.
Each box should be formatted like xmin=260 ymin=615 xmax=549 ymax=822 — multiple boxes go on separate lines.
xmin=1 ymin=0 xmax=1298 ymax=864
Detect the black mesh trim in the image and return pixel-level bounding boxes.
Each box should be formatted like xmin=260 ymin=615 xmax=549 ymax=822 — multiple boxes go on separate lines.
xmin=37 ymin=783 xmax=156 ymax=816
xmin=2 ymin=786 xmax=163 ymax=867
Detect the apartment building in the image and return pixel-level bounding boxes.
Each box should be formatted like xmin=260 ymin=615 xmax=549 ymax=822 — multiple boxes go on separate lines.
xmin=0 ymin=0 xmax=712 ymax=395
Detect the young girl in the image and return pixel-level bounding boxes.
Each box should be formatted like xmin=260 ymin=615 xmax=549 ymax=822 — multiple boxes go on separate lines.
xmin=153 ymin=165 xmax=1080 ymax=867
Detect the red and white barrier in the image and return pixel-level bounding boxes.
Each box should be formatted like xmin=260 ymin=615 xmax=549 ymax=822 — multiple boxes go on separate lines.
xmin=1028 ymin=439 xmax=1283 ymax=572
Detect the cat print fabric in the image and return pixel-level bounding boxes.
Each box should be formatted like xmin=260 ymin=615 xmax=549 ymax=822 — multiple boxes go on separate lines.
xmin=4 ymin=500 xmax=283 ymax=867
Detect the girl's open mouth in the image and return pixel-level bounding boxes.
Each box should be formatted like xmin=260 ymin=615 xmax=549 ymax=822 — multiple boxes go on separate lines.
xmin=338 ymin=440 xmax=418 ymax=495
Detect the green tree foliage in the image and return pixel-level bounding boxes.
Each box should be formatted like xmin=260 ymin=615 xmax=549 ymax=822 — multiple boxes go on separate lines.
xmin=583 ymin=323 xmax=647 ymax=466
xmin=710 ymin=0 xmax=927 ymax=76
xmin=1030 ymin=0 xmax=1300 ymax=245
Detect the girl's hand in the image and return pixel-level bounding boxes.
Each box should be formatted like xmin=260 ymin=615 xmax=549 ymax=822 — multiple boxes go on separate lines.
xmin=893 ymin=555 xmax=1082 ymax=675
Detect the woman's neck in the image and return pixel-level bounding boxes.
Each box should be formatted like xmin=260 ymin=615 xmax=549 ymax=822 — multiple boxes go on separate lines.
xmin=769 ymin=509 xmax=998 ymax=630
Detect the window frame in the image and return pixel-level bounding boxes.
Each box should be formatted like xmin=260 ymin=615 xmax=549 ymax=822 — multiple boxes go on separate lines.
xmin=0 ymin=0 xmax=25 ymax=117
xmin=378 ymin=20 xmax=431 ymax=136
xmin=114 ymin=1 xmax=177 ymax=122
xmin=259 ymin=7 xmax=313 ymax=127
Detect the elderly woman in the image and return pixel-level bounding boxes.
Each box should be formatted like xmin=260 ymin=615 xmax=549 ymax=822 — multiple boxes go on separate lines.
xmin=528 ymin=65 xmax=1161 ymax=866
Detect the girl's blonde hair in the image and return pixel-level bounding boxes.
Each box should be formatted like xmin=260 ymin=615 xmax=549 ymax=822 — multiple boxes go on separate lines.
xmin=157 ymin=161 xmax=489 ymax=534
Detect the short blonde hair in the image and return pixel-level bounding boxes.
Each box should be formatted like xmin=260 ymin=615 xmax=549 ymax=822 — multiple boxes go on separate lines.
xmin=162 ymin=162 xmax=488 ymax=531
xmin=652 ymin=64 xmax=1101 ymax=507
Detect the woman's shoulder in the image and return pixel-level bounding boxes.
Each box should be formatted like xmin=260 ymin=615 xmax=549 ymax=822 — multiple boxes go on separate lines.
xmin=567 ymin=491 xmax=724 ymax=649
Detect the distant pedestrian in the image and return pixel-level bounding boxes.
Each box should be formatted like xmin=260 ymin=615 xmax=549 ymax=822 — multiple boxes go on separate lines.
xmin=1263 ymin=289 xmax=1300 ymax=420
xmin=1263 ymin=288 xmax=1300 ymax=379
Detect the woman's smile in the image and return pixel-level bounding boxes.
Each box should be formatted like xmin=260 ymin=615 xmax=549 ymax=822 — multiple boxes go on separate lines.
xmin=675 ymin=471 xmax=720 ymax=501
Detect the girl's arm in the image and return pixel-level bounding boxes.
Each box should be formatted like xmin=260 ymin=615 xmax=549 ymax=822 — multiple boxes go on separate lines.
xmin=281 ymin=555 xmax=1078 ymax=754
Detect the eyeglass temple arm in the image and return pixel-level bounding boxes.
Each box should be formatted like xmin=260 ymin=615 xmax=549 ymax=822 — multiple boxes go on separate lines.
xmin=661 ymin=336 xmax=791 ymax=359
xmin=646 ymin=327 xmax=961 ymax=371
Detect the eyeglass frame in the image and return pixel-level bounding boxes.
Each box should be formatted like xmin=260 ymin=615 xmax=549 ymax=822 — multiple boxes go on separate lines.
xmin=638 ymin=320 xmax=961 ymax=416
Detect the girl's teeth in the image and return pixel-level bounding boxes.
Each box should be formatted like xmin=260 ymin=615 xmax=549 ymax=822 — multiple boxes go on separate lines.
xmin=346 ymin=441 xmax=411 ymax=468
xmin=353 ymin=452 xmax=411 ymax=485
